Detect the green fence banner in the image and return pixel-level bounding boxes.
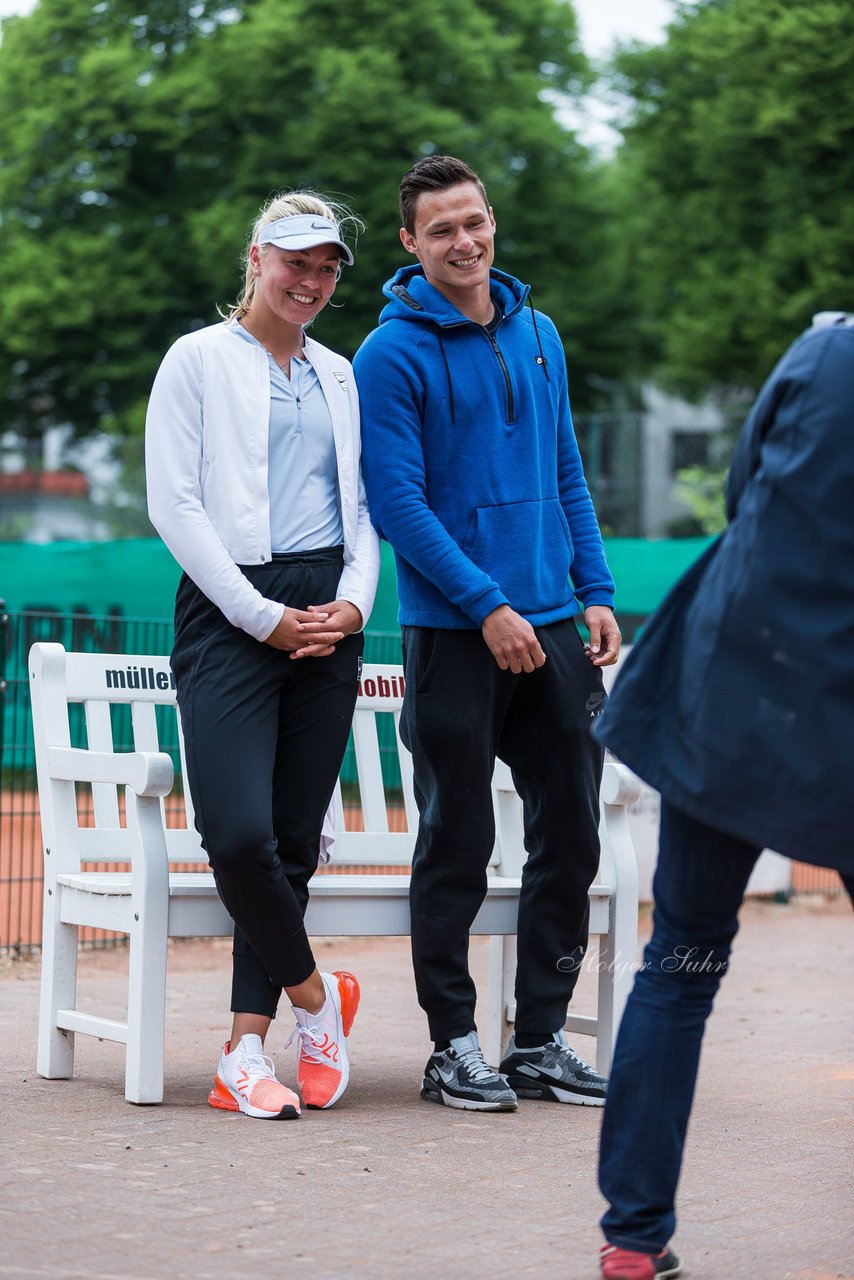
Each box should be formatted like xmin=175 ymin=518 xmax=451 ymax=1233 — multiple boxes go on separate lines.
xmin=0 ymin=535 xmax=714 ymax=629
xmin=0 ymin=538 xmax=403 ymax=632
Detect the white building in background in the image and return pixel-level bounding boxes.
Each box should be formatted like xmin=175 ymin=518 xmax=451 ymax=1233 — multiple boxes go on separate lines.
xmin=639 ymin=384 xmax=725 ymax=537
xmin=0 ymin=426 xmax=119 ymax=542
xmin=582 ymin=378 xmax=728 ymax=538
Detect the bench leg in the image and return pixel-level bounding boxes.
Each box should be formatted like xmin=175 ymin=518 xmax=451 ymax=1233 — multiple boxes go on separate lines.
xmin=125 ymin=915 xmax=168 ymax=1105
xmin=484 ymin=935 xmax=516 ymax=1066
xmin=596 ymin=790 xmax=642 ymax=1077
xmin=595 ymin=893 xmax=640 ymax=1077
xmin=37 ymin=900 xmax=78 ymax=1081
xmin=596 ymin=928 xmax=617 ymax=1077
xmin=124 ymin=796 xmax=171 ymax=1105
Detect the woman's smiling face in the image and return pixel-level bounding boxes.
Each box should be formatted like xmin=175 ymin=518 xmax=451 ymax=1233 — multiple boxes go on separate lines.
xmin=249 ymin=240 xmax=341 ymax=327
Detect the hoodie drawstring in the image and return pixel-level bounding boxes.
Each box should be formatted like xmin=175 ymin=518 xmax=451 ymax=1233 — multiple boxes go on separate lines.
xmin=528 ymin=297 xmax=551 ymax=382
xmin=433 ymin=299 xmax=549 ymax=427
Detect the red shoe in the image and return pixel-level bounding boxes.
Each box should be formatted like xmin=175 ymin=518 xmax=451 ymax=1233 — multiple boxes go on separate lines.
xmin=208 ymin=1034 xmax=300 ymax=1119
xmin=286 ymin=971 xmax=360 ymax=1109
xmin=600 ymin=1244 xmax=682 ymax=1279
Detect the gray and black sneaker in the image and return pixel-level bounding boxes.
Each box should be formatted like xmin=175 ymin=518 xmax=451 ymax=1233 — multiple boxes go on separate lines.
xmin=421 ymin=1031 xmax=518 ymax=1111
xmin=500 ymin=1030 xmax=607 ymax=1106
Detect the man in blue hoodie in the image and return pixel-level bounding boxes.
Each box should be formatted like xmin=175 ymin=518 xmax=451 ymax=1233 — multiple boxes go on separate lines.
xmin=354 ymin=155 xmax=621 ymax=1111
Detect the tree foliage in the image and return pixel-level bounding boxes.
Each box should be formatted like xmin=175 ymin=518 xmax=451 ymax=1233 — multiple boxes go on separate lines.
xmin=0 ymin=0 xmax=633 ymax=445
xmin=609 ymin=0 xmax=854 ymax=395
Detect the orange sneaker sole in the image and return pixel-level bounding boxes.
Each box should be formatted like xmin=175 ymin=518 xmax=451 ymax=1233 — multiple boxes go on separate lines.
xmin=208 ymin=1075 xmax=239 ymax=1112
xmin=333 ymin=970 xmax=361 ymax=1036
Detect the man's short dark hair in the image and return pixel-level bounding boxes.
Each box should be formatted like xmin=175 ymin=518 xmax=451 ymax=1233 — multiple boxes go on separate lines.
xmin=399 ymin=155 xmax=490 ymax=234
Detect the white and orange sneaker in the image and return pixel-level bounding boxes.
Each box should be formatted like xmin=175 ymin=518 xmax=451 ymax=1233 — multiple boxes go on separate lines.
xmin=208 ymin=1033 xmax=301 ymax=1120
xmin=285 ymin=970 xmax=360 ymax=1109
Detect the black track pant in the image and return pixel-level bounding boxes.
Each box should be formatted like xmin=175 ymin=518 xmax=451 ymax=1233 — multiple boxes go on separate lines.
xmin=171 ymin=548 xmax=363 ymax=1018
xmin=401 ymin=618 xmax=605 ymax=1042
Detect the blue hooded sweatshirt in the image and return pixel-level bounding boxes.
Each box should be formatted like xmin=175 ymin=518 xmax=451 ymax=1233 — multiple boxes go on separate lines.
xmin=353 ymin=263 xmax=615 ymax=629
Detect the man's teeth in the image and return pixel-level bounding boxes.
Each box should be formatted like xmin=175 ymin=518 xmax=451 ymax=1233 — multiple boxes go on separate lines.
xmin=452 ymin=256 xmax=479 ymax=268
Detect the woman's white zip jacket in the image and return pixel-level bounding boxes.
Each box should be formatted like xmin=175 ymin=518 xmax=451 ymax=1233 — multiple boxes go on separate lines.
xmin=145 ymin=321 xmax=380 ymax=641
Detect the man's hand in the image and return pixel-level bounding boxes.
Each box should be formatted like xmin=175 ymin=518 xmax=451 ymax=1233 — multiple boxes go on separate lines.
xmin=583 ymin=605 xmax=621 ymax=667
xmin=482 ymin=604 xmax=546 ymax=673
xmin=265 ymin=606 xmax=344 ymax=657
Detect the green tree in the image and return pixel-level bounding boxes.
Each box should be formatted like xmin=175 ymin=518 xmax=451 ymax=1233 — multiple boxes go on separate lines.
xmin=670 ymin=463 xmax=728 ymax=535
xmin=609 ymin=0 xmax=854 ymax=395
xmin=0 ymin=0 xmax=240 ymax=444
xmin=0 ymin=0 xmax=632 ymax=451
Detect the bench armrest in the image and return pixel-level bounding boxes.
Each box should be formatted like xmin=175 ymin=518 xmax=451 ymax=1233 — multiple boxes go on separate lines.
xmin=46 ymin=746 xmax=174 ymax=798
xmin=600 ymin=761 xmax=642 ymax=807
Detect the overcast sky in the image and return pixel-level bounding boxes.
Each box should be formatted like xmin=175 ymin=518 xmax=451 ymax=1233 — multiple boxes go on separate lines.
xmin=574 ymin=0 xmax=675 ymax=56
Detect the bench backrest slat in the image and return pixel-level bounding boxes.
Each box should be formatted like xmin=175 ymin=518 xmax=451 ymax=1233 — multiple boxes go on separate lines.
xmin=174 ymin=706 xmax=198 ymax=833
xmin=130 ymin=699 xmax=161 ymax=753
xmin=351 ymin=712 xmax=391 ymax=833
xmin=83 ymin=698 xmax=121 ymax=829
xmin=64 ymin=652 xmax=177 ymax=704
xmin=394 ymin=709 xmax=420 ymax=833
xmin=333 ymin=831 xmax=416 ymax=863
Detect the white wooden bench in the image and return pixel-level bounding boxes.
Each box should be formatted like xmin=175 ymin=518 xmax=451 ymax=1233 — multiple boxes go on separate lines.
xmin=30 ymin=641 xmax=641 ymax=1105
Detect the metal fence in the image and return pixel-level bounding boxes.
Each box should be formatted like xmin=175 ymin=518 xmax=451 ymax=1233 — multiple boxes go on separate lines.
xmin=0 ymin=603 xmax=404 ymax=957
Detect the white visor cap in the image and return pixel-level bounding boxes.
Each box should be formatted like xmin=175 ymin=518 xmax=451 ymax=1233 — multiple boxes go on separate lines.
xmin=257 ymin=214 xmax=354 ymax=266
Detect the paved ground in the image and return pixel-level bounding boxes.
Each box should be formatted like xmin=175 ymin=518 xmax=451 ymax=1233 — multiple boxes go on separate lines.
xmin=1 ymin=896 xmax=852 ymax=1280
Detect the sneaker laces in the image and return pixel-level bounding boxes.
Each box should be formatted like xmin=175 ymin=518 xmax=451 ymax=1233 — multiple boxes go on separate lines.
xmin=284 ymin=1023 xmax=328 ymax=1065
xmin=240 ymin=1047 xmax=278 ymax=1080
xmin=556 ymin=1042 xmax=593 ymax=1070
xmin=454 ymin=1044 xmax=498 ymax=1082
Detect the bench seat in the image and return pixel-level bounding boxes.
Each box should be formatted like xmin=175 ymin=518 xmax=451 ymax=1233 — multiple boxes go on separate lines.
xmin=55 ymin=870 xmax=614 ymax=937
xmin=31 ymin=643 xmax=640 ymax=1104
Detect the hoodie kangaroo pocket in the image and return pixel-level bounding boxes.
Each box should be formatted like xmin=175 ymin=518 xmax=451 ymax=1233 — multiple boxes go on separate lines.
xmin=465 ymin=499 xmax=573 ymax=612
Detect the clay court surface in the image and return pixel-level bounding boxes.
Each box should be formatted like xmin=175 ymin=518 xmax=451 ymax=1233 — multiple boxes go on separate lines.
xmin=1 ymin=895 xmax=852 ymax=1280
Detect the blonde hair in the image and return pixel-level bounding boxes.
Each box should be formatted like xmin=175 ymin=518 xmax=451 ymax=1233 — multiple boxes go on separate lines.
xmin=224 ymin=190 xmax=362 ymax=322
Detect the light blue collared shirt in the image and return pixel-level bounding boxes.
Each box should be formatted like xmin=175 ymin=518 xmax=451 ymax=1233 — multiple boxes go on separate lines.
xmin=229 ymin=321 xmax=343 ymax=554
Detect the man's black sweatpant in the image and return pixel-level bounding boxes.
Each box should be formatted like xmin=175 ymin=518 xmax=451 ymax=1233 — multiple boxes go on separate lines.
xmin=171 ymin=549 xmax=363 ymax=1018
xmin=401 ymin=617 xmax=605 ymax=1043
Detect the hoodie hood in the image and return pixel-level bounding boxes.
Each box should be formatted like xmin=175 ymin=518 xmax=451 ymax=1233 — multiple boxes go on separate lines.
xmin=379 ymin=263 xmax=531 ymax=328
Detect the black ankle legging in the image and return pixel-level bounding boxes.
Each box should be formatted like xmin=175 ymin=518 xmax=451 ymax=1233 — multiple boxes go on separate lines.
xmin=171 ymin=548 xmax=363 ymax=1017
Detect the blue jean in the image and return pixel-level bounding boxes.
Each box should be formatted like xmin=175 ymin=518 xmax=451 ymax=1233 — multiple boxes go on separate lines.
xmin=598 ymin=801 xmax=762 ymax=1252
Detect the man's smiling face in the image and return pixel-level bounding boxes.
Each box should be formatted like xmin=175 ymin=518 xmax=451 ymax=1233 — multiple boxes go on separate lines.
xmin=400 ymin=181 xmax=496 ymax=308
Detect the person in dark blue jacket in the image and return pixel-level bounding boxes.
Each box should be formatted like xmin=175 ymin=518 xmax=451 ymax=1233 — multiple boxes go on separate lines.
xmin=593 ymin=314 xmax=854 ymax=1280
xmin=354 ymin=155 xmax=621 ymax=1112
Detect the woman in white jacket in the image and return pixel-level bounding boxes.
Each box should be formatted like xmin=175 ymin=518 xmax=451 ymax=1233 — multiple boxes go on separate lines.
xmin=145 ymin=191 xmax=380 ymax=1119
